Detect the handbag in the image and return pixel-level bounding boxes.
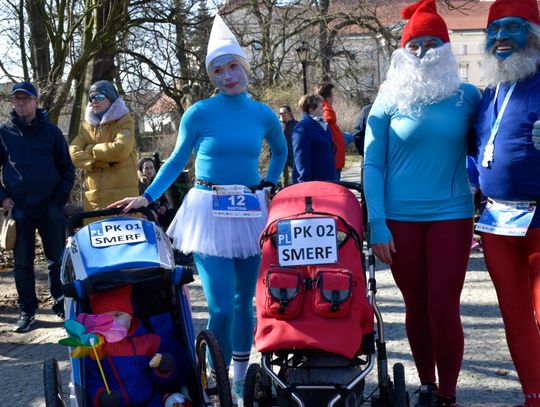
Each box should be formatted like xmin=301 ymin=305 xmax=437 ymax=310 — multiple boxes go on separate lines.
xmin=0 ymin=208 xmax=16 ymax=250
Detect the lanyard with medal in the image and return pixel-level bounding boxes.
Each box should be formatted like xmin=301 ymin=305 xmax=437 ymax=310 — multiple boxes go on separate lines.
xmin=477 ymin=80 xmax=537 ymax=236
xmin=481 ymin=81 xmax=517 ymax=168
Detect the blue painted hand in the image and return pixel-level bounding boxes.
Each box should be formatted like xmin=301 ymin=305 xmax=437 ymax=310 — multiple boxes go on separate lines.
xmin=532 ymin=120 xmax=540 ymax=151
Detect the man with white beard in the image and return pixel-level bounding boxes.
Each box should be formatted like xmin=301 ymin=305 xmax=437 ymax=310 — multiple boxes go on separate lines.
xmin=475 ymin=1 xmax=540 ymax=406
xmin=363 ymin=0 xmax=481 ymax=406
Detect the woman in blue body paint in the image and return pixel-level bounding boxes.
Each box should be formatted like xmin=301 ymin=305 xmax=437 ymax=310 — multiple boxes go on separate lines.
xmin=109 ymin=15 xmax=287 ymax=404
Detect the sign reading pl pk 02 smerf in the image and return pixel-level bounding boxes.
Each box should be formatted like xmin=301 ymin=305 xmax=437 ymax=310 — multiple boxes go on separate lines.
xmin=277 ymin=217 xmax=338 ymax=266
xmin=89 ymin=219 xmax=147 ymax=248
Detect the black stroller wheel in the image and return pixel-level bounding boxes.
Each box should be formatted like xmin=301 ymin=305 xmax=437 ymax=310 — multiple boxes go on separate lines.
xmin=43 ymin=358 xmax=65 ymax=407
xmin=244 ymin=363 xmax=273 ymax=407
xmin=196 ymin=330 xmax=233 ymax=407
xmin=392 ymin=363 xmax=409 ymax=406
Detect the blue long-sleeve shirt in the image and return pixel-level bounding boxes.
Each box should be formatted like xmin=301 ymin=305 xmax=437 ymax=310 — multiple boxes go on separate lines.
xmin=145 ymin=91 xmax=287 ymax=202
xmin=363 ymin=83 xmax=481 ymax=244
xmin=476 ymin=70 xmax=540 ymax=227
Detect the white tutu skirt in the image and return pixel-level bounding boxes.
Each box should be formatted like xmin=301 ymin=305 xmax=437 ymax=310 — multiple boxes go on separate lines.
xmin=166 ymin=188 xmax=268 ymax=259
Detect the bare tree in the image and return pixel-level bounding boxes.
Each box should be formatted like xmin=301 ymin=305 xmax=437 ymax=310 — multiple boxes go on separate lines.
xmin=91 ymin=0 xmax=129 ymax=82
xmin=117 ymin=0 xmax=216 ymax=129
xmin=0 ymin=0 xmax=481 ymax=140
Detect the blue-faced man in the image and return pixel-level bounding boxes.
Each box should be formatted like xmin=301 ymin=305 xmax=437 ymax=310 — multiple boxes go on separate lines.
xmin=475 ymin=0 xmax=540 ymax=406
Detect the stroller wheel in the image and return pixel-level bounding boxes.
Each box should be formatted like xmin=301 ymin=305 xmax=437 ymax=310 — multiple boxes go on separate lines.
xmin=43 ymin=358 xmax=65 ymax=407
xmin=244 ymin=363 xmax=273 ymax=407
xmin=196 ymin=330 xmax=233 ymax=407
xmin=392 ymin=363 xmax=409 ymax=406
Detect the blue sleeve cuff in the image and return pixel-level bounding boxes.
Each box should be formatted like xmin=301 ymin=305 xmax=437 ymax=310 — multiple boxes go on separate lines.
xmin=0 ymin=187 xmax=8 ymax=204
xmin=368 ymin=219 xmax=391 ymax=245
xmin=142 ymin=192 xmax=154 ymax=204
xmin=343 ymin=131 xmax=354 ymax=145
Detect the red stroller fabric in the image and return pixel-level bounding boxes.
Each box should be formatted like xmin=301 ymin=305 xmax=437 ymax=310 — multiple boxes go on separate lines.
xmin=255 ymin=181 xmax=374 ymax=359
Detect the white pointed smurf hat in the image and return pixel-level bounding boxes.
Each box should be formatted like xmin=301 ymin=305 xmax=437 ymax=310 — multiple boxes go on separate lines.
xmin=205 ymin=14 xmax=248 ymax=71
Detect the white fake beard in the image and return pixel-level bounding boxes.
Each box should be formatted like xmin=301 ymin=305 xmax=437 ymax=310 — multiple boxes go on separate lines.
xmin=481 ymin=34 xmax=540 ymax=87
xmin=378 ymin=43 xmax=461 ymax=115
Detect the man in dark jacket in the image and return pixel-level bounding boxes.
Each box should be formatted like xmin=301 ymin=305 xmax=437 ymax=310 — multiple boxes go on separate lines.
xmin=352 ymin=102 xmax=373 ymax=156
xmin=278 ymin=104 xmax=297 ymax=186
xmin=0 ymin=82 xmax=75 ymax=332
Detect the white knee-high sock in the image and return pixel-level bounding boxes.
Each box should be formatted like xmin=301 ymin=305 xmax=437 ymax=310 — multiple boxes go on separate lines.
xmin=232 ymin=351 xmax=251 ymax=383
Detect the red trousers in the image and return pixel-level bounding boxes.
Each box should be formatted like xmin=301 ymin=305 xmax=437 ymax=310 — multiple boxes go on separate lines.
xmin=482 ymin=229 xmax=540 ymax=405
xmin=387 ymin=218 xmax=473 ymax=397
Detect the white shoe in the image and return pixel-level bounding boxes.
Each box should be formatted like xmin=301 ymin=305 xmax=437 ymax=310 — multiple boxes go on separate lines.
xmin=232 ymin=379 xmax=245 ymax=407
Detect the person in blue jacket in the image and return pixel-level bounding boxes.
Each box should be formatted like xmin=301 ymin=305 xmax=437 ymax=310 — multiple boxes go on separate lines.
xmin=109 ymin=14 xmax=287 ymax=404
xmin=291 ymin=94 xmax=335 ymax=183
xmin=475 ymin=1 xmax=540 ymax=405
xmin=363 ymin=1 xmax=480 ymax=406
xmin=0 ymin=82 xmax=75 ymax=332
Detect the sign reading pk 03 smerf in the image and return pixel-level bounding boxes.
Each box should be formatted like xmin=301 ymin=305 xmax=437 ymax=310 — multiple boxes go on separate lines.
xmin=89 ymin=220 xmax=147 ymax=248
xmin=277 ymin=217 xmax=338 ymax=266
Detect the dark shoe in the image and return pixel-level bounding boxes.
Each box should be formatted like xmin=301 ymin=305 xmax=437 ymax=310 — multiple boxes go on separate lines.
xmin=435 ymin=394 xmax=456 ymax=407
xmin=52 ymin=299 xmax=65 ymax=319
xmin=415 ymin=384 xmax=438 ymax=407
xmin=12 ymin=312 xmax=35 ymax=333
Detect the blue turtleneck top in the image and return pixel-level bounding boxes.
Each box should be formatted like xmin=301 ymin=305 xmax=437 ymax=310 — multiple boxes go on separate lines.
xmin=145 ymin=91 xmax=287 ymax=202
xmin=364 ymin=83 xmax=481 ymax=244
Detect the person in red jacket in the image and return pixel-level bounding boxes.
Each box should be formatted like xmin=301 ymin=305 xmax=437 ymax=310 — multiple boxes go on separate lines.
xmin=317 ymin=82 xmax=346 ymax=180
xmin=84 ymin=285 xmax=189 ymax=407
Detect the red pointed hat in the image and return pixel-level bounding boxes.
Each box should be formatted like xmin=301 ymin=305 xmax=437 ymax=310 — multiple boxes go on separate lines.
xmin=90 ymin=285 xmax=134 ymax=316
xmin=487 ymin=0 xmax=540 ymax=26
xmin=400 ymin=0 xmax=450 ymax=47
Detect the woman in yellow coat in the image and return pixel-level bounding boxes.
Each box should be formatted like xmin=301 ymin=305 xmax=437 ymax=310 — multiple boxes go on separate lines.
xmin=69 ymin=80 xmax=138 ymax=210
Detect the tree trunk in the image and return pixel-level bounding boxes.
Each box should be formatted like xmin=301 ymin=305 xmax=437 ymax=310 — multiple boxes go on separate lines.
xmin=318 ymin=0 xmax=332 ymax=80
xmin=17 ymin=0 xmax=30 ymax=81
xmin=67 ymin=2 xmax=95 ymax=141
xmin=26 ymin=0 xmax=54 ymax=105
xmin=174 ymin=0 xmax=190 ymax=83
xmin=90 ymin=0 xmax=121 ymax=82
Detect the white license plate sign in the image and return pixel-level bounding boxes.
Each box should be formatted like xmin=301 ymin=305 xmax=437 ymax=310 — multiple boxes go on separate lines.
xmin=89 ymin=220 xmax=146 ymax=248
xmin=277 ymin=218 xmax=338 ymax=266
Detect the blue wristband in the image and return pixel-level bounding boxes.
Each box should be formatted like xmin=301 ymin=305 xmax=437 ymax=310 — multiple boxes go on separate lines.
xmin=142 ymin=192 xmax=154 ymax=204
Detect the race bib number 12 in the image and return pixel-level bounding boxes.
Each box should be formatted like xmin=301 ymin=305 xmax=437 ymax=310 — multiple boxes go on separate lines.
xmin=212 ymin=185 xmax=262 ymax=218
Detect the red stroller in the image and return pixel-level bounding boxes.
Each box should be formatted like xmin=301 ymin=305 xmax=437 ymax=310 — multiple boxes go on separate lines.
xmin=245 ymin=181 xmax=409 ymax=407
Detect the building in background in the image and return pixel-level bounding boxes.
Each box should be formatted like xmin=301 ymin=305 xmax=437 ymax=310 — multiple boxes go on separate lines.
xmin=335 ymin=0 xmax=506 ymax=94
xmin=443 ymin=1 xmax=494 ymax=89
xmin=222 ymin=0 xmax=510 ymax=103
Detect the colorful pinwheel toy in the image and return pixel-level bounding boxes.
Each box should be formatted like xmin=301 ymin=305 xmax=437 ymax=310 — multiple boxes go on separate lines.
xmin=58 ymin=319 xmax=111 ymax=394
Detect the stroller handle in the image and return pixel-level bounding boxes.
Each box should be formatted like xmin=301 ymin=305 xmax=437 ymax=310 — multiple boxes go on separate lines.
xmin=66 ymin=207 xmax=155 ymax=237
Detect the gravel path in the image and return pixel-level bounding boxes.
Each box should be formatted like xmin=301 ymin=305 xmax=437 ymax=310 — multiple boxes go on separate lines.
xmin=0 ymin=167 xmax=524 ymax=406
xmin=0 ymin=250 xmax=523 ymax=406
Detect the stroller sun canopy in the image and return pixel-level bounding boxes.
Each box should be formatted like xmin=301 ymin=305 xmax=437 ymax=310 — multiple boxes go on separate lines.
xmin=68 ymin=217 xmax=175 ymax=281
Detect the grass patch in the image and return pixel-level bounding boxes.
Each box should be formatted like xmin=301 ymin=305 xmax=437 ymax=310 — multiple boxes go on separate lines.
xmin=345 ymin=153 xmax=362 ymax=170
